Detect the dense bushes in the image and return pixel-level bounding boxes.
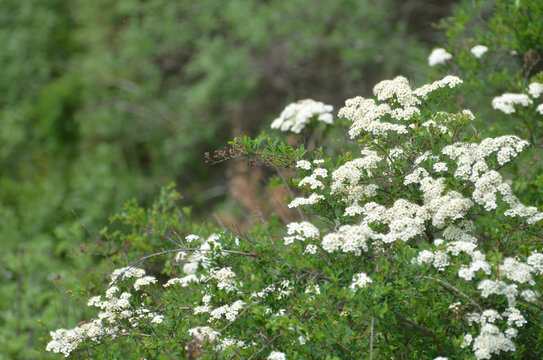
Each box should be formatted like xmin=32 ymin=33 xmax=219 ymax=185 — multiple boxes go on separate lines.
xmin=42 ymin=1 xmax=543 ymax=355
xmin=45 ymin=72 xmax=543 ymax=359
xmin=3 ymin=0 xmax=543 ymax=359
xmin=1 ymin=1 xmax=455 ymax=358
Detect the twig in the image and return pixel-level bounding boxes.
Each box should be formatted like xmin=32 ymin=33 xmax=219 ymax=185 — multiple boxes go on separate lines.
xmin=369 ymin=317 xmax=374 ymax=360
xmin=135 ymin=248 xmax=257 ymax=265
xmin=247 ymin=333 xmax=283 ymax=360
xmin=72 ymin=209 xmax=115 ymax=265
xmin=415 ymin=275 xmax=482 ymax=311
xmin=275 ymin=167 xmax=306 ymax=221
xmin=106 ymin=248 xmax=258 ymax=285
xmin=393 ymin=311 xmax=434 ymax=338
xmin=255 ymin=209 xmax=294 ymax=271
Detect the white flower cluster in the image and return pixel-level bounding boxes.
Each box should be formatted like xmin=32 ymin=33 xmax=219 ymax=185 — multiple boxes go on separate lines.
xmin=443 ymin=136 xmax=543 ymax=222
xmin=189 ymin=326 xmax=221 ymax=342
xmin=165 ymin=234 xmax=224 ymax=287
xmin=267 ymin=351 xmax=287 ymax=360
xmin=188 ymin=326 xmax=248 ymax=351
xmin=471 ymin=45 xmax=489 ymax=58
xmin=322 ymin=223 xmax=373 ymax=254
xmin=209 ymin=300 xmax=244 ymax=322
xmin=416 ymin=224 xmax=485 ymax=276
xmin=186 ymin=234 xmax=200 ymax=243
xmin=415 ymin=228 xmax=543 ymax=359
xmin=330 ymin=151 xmax=381 ymax=214
xmin=288 ymin=193 xmax=325 ymax=208
xmin=209 ymin=267 xmax=238 ymax=293
xmin=433 ymin=162 xmax=448 ymax=172
xmin=109 ymin=266 xmax=146 ymax=285
xmin=305 ymin=283 xmax=321 ymax=297
xmin=461 ymin=307 xmax=527 ymax=359
xmin=338 ymin=98 xmax=404 ymax=137
xmin=215 ymin=337 xmax=248 ymax=351
xmin=163 ymin=276 xmax=198 ymax=287
xmin=288 ymin=160 xmax=332 ymax=209
xmin=133 ymin=275 xmax=157 ymax=291
xmin=349 ymin=272 xmax=373 ymax=290
xmin=47 ymin=268 xmax=163 ymax=357
xmin=339 ymin=75 xmax=462 ymax=139
xmin=251 ymin=279 xmax=293 ymax=300
xmin=308 ymin=76 xmax=539 ymax=252
xmin=492 ymin=81 xmax=543 ymax=115
xmin=528 ymin=82 xmax=543 ymax=99
xmin=46 ymin=320 xmax=116 ymax=357
xmin=298 ymin=167 xmax=328 ymax=190
xmin=304 ymin=244 xmax=318 ymax=254
xmin=528 ymin=82 xmax=543 ymax=114
xmin=492 ymin=93 xmax=532 ymax=114
xmin=284 ymin=221 xmax=320 ymax=245
xmin=413 ymin=75 xmax=463 ymax=100
xmin=296 ymin=160 xmax=312 ymax=170
xmin=281 ymin=75 xmax=543 ymax=359
xmin=271 ymin=99 xmax=333 ymax=134
xmin=194 ymin=294 xmax=213 ymax=315
xmin=151 ymin=314 xmax=164 ymax=324
xmin=428 ymin=48 xmax=453 ymax=66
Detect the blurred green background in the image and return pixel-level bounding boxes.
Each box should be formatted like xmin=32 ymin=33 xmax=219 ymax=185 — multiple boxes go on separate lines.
xmin=0 ymin=0 xmax=465 ymax=358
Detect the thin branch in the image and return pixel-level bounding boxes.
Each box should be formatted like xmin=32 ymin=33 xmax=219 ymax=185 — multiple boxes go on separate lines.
xmin=105 ymin=248 xmax=258 ymax=285
xmin=415 ymin=275 xmax=482 ymax=312
xmin=392 ymin=311 xmax=434 ymax=338
xmin=255 ymin=209 xmax=294 ymax=271
xmin=247 ymin=333 xmax=283 ymax=360
xmin=369 ymin=317 xmax=374 ymax=360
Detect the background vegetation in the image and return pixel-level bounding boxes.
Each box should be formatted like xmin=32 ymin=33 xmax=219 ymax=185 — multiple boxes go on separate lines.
xmin=1 ymin=0 xmax=542 ymax=359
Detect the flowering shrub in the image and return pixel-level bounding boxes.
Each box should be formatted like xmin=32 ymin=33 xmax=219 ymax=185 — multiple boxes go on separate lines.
xmin=432 ymin=1 xmax=543 ymax=142
xmin=45 ymin=73 xmax=543 ymax=359
xmin=428 ymin=0 xmax=543 ymax=242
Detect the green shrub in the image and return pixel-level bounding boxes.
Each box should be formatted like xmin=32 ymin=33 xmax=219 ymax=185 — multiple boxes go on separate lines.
xmin=0 ymin=1 xmax=449 ymax=358
xmin=45 ymin=74 xmax=543 ymax=359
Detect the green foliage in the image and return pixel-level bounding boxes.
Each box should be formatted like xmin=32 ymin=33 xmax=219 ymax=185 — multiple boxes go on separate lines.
xmin=432 ymin=0 xmax=543 ymax=244
xmin=7 ymin=0 xmax=543 ymax=359
xmin=43 ymin=69 xmax=543 ymax=359
xmin=1 ymin=1 xmax=447 ymax=356
xmin=436 ymin=0 xmax=543 ymax=137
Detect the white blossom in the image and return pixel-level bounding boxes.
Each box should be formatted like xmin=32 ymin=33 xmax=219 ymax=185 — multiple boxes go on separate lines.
xmin=304 ymin=244 xmax=318 ymax=254
xmin=209 ymin=300 xmax=244 ymax=322
xmin=189 ymin=326 xmax=220 ymax=342
xmin=133 ymin=276 xmax=157 ymax=291
xmin=471 ymin=45 xmax=488 ymax=58
xmin=492 ymin=93 xmax=532 ymax=114
xmin=267 ymin=351 xmax=286 ymax=360
xmin=349 ymin=273 xmax=372 ymax=290
xmin=271 ymin=99 xmax=333 ymax=133
xmin=109 ymin=267 xmax=146 ymax=285
xmin=428 ymin=48 xmax=453 ymax=66
xmin=185 ymin=234 xmax=200 ymax=243
xmin=528 ymin=82 xmax=543 ymax=98
xmin=288 ymin=193 xmax=325 ymax=208
xmin=284 ymin=222 xmax=320 ymax=245
xmin=150 ymin=315 xmax=164 ymax=324
xmin=296 ymin=160 xmax=312 ymax=170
